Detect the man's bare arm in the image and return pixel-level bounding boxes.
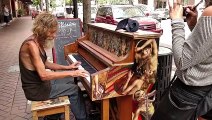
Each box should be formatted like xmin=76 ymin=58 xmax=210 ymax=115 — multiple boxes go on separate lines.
xmin=28 ymin=42 xmax=88 ymax=81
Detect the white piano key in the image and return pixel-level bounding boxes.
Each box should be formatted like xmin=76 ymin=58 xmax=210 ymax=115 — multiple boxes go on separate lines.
xmin=68 ymin=54 xmax=91 ymax=83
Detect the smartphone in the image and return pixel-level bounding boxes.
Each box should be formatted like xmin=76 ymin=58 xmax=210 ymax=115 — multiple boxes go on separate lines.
xmin=183 ymin=0 xmax=203 ymax=16
xmin=193 ymin=0 xmax=203 ymax=9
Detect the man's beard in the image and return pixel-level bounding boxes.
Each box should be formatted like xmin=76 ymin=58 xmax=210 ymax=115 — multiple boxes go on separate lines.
xmin=44 ymin=39 xmax=54 ymax=49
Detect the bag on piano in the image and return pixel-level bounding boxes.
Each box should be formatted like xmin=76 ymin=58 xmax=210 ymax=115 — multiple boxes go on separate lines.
xmin=115 ymin=18 xmax=139 ymax=32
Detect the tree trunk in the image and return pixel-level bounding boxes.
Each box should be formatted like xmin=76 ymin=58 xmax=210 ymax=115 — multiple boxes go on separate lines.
xmin=45 ymin=0 xmax=49 ymax=11
xmin=39 ymin=0 xmax=44 ymax=11
xmin=83 ymin=0 xmax=91 ymax=33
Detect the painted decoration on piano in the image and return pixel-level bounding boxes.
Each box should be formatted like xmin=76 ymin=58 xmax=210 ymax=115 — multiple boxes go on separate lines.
xmin=91 ymin=39 xmax=158 ymax=105
xmin=89 ymin=28 xmax=131 ymax=57
xmin=91 ymin=65 xmax=132 ymax=100
xmin=92 ymin=39 xmax=157 ymax=120
xmin=130 ymin=39 xmax=158 ymax=120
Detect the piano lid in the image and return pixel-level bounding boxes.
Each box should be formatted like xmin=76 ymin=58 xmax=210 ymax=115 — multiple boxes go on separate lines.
xmin=88 ymin=23 xmax=161 ymax=39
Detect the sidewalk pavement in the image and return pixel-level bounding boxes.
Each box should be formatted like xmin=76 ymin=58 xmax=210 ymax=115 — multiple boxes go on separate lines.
xmin=0 ymin=16 xmax=55 ymax=120
xmin=0 ymin=16 xmax=33 ymax=120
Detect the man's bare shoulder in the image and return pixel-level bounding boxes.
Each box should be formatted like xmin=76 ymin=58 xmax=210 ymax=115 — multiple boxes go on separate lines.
xmin=20 ymin=39 xmax=39 ymax=71
xmin=21 ymin=39 xmax=38 ymax=51
xmin=20 ymin=39 xmax=40 ymax=60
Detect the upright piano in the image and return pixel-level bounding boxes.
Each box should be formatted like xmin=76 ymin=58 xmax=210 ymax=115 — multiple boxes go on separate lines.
xmin=64 ymin=23 xmax=161 ymax=120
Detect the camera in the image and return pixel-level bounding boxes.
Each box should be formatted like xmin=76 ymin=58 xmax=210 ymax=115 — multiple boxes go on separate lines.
xmin=183 ymin=7 xmax=188 ymax=16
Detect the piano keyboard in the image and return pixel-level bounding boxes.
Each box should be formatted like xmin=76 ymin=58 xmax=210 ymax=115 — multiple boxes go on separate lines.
xmin=68 ymin=54 xmax=97 ymax=83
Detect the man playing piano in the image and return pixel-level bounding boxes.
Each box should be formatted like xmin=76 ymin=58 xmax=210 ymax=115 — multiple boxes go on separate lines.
xmin=19 ymin=12 xmax=89 ymax=120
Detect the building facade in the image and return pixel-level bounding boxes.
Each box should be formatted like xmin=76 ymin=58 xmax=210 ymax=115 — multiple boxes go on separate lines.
xmin=0 ymin=0 xmax=30 ymax=24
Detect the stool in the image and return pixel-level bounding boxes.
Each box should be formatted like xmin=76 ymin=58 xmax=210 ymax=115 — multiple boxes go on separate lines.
xmin=31 ymin=96 xmax=70 ymax=120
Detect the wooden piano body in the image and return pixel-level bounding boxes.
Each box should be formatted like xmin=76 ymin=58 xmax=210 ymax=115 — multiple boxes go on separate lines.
xmin=64 ymin=23 xmax=161 ymax=120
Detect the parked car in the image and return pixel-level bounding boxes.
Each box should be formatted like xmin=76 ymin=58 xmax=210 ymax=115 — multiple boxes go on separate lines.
xmin=152 ymin=8 xmax=169 ymax=20
xmin=134 ymin=4 xmax=154 ymax=16
xmin=95 ymin=5 xmax=162 ymax=33
xmin=135 ymin=4 xmax=162 ymax=22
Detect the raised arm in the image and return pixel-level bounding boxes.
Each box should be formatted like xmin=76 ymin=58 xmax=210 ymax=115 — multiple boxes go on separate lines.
xmin=171 ymin=6 xmax=212 ymax=70
xmin=135 ymin=39 xmax=153 ymax=52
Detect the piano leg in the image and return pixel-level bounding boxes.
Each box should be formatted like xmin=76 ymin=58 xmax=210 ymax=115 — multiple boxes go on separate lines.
xmin=101 ymin=99 xmax=109 ymax=120
xmin=117 ymin=95 xmax=132 ymax=120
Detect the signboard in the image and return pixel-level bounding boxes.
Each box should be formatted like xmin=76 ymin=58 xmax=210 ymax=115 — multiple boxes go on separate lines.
xmin=53 ymin=18 xmax=82 ymax=65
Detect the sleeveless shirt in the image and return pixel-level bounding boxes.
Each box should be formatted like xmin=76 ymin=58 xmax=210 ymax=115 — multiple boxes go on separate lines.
xmin=19 ymin=39 xmax=51 ymax=101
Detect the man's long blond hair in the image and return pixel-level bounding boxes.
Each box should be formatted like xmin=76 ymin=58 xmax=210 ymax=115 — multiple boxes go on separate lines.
xmin=32 ymin=12 xmax=58 ymax=46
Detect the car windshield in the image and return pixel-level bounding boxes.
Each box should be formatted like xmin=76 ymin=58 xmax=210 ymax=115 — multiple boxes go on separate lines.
xmin=113 ymin=6 xmax=145 ymax=19
xmin=155 ymin=8 xmax=167 ymax=11
xmin=136 ymin=5 xmax=147 ymax=11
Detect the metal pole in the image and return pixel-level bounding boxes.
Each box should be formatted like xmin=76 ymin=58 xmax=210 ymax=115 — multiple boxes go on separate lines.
xmin=45 ymin=0 xmax=49 ymax=11
xmin=73 ymin=0 xmax=78 ymax=18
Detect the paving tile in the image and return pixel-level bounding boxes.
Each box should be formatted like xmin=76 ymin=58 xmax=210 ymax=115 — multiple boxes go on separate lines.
xmin=0 ymin=105 xmax=10 ymax=111
xmin=0 ymin=93 xmax=14 ymax=99
xmin=2 ymin=107 xmax=11 ymax=113
xmin=0 ymin=110 xmax=8 ymax=116
xmin=4 ymin=114 xmax=17 ymax=120
xmin=0 ymin=101 xmax=12 ymax=107
xmin=13 ymin=112 xmax=29 ymax=118
xmin=11 ymin=116 xmax=27 ymax=120
xmin=11 ymin=107 xmax=26 ymax=115
xmin=0 ymin=116 xmax=5 ymax=120
xmin=24 ymin=113 xmax=32 ymax=119
xmin=0 ymin=112 xmax=12 ymax=119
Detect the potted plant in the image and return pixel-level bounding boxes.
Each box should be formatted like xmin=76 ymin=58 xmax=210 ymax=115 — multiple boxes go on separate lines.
xmin=17 ymin=9 xmax=23 ymax=17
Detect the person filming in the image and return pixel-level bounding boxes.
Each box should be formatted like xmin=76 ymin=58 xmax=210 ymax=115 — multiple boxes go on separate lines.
xmin=151 ymin=0 xmax=212 ymax=120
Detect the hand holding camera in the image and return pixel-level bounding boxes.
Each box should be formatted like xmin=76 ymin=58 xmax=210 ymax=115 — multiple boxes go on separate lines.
xmin=183 ymin=0 xmax=203 ymax=16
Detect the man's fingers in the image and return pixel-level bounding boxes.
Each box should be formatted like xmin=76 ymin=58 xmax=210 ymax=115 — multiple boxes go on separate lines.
xmin=74 ymin=61 xmax=81 ymax=66
xmin=83 ymin=70 xmax=89 ymax=74
xmin=82 ymin=70 xmax=90 ymax=77
xmin=81 ymin=73 xmax=89 ymax=77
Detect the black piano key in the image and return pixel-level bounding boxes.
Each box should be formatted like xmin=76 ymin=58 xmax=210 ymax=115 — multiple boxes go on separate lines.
xmin=73 ymin=54 xmax=97 ymax=74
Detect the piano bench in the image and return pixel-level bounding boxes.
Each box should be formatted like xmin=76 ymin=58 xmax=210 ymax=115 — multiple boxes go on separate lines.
xmin=31 ymin=96 xmax=70 ymax=120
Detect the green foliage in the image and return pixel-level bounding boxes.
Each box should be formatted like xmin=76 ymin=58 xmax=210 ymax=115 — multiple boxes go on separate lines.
xmin=65 ymin=0 xmax=71 ymax=5
xmin=50 ymin=0 xmax=56 ymax=8
xmin=65 ymin=0 xmax=83 ymax=5
xmin=32 ymin=0 xmax=41 ymax=6
xmin=18 ymin=9 xmax=24 ymax=15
